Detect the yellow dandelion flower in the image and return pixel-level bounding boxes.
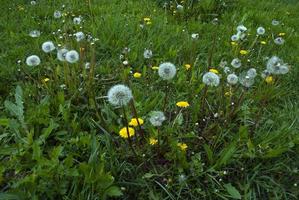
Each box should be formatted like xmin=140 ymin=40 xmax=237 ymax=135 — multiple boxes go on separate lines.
xmin=119 ymin=127 xmax=135 ymax=139
xmin=176 ymin=101 xmax=190 ymax=108
xmin=149 ymin=138 xmax=158 ymax=145
xmin=278 ymin=32 xmax=286 ymax=36
xmin=129 ymin=118 xmax=144 ymax=127
xmin=146 ymin=21 xmax=152 ymax=25
xmin=265 ymin=76 xmax=274 ymax=84
xmin=177 ymin=143 xmax=188 ymax=151
xmin=260 ymin=41 xmax=267 ymax=45
xmin=133 ymin=72 xmax=142 ymax=78
xmin=231 ymin=41 xmax=238 ymax=46
xmin=184 ymin=64 xmax=191 ymax=70
xmin=209 ymin=68 xmax=219 ymax=74
xmin=225 ymin=91 xmax=232 ymax=97
xmin=152 ymin=66 xmax=159 ymax=70
xmin=240 ymin=50 xmax=249 ymax=55
xmin=43 ymin=78 xmax=50 ymax=83
xmin=143 ymin=17 xmax=151 ymax=22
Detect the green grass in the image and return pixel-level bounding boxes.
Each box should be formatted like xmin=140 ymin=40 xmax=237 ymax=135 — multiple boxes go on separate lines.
xmin=0 ymin=0 xmax=298 ymax=199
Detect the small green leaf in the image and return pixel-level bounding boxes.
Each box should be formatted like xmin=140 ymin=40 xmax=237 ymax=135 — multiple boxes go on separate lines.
xmin=105 ymin=186 xmax=123 ymax=197
xmin=224 ymin=183 xmax=241 ymax=199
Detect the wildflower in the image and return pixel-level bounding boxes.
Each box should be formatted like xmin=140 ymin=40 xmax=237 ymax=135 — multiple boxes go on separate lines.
xmin=177 ymin=143 xmax=188 ymax=151
xmin=129 ymin=118 xmax=144 ymax=127
xmin=149 ymin=138 xmax=158 ymax=145
xmin=184 ymin=64 xmax=191 ymax=70
xmin=231 ymin=41 xmax=238 ymax=46
xmin=219 ymin=60 xmax=228 ymax=68
xmin=119 ymin=127 xmax=135 ymax=139
xmin=191 ymin=33 xmax=199 ymax=40
xmin=227 ymin=74 xmax=238 ymax=85
xmin=272 ymin=20 xmax=280 ymax=26
xmin=133 ymin=72 xmax=142 ymax=78
xmin=176 ymin=101 xmax=189 ymax=108
xmin=278 ymin=32 xmax=286 ymax=36
xmin=26 ymin=55 xmax=41 ymax=66
xmin=29 ymin=30 xmax=40 ymax=37
xmin=274 ymin=37 xmax=285 ymax=45
xmin=239 ymin=73 xmax=255 ymax=88
xmin=231 ymin=58 xmax=241 ymax=68
xmin=231 ymin=34 xmax=239 ymax=41
xmin=247 ymin=68 xmax=257 ymax=78
xmin=265 ymin=76 xmax=274 ymax=84
xmin=266 ymin=56 xmax=288 ymax=74
xmin=42 ymin=41 xmax=55 ymax=53
xmin=152 ymin=66 xmax=159 ymax=70
xmin=225 ymin=91 xmax=233 ymax=97
xmin=158 ymin=62 xmax=177 ymax=80
xmin=54 ymin=10 xmax=62 ymax=18
xmin=149 ymin=111 xmax=166 ymax=127
xmin=240 ymin=50 xmax=249 ymax=55
xmin=209 ymin=68 xmax=219 ymax=74
xmin=143 ymin=49 xmax=153 ymax=59
xmin=260 ymin=41 xmax=267 ymax=45
xmin=177 ymin=4 xmax=184 ymax=11
xmin=73 ymin=16 xmax=82 ymax=25
xmin=237 ymin=25 xmax=247 ymax=32
xmin=224 ymin=67 xmax=231 ymax=74
xmin=42 ymin=78 xmax=50 ymax=83
xmin=65 ymin=50 xmax=79 ymax=63
xmin=143 ymin=17 xmax=151 ymax=25
xmin=202 ymin=72 xmax=220 ymax=86
xmin=57 ymin=48 xmax=68 ymax=61
xmin=107 ymin=84 xmax=133 ymax=106
xmin=74 ymin=31 xmax=85 ymax=42
xmin=257 ymin=27 xmax=265 ymax=35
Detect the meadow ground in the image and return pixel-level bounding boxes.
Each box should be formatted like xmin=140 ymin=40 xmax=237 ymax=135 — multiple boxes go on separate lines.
xmin=0 ymin=0 xmax=299 ymax=199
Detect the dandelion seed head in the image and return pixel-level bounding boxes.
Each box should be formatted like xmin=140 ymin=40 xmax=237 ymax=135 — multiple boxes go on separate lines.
xmin=227 ymin=74 xmax=239 ymax=85
xmin=107 ymin=84 xmax=133 ymax=106
xmin=29 ymin=30 xmax=40 ymax=37
xmin=42 ymin=41 xmax=55 ymax=53
xmin=65 ymin=50 xmax=79 ymax=63
xmin=272 ymin=19 xmax=280 ymax=26
xmin=143 ymin=49 xmax=153 ymax=59
xmin=158 ymin=62 xmax=177 ymax=80
xmin=257 ymin=27 xmax=265 ymax=35
xmin=274 ymin=37 xmax=285 ymax=45
xmin=231 ymin=58 xmax=242 ymax=68
xmin=231 ymin=34 xmax=239 ymax=41
xmin=191 ymin=33 xmax=199 ymax=39
xmin=239 ymin=72 xmax=255 ymax=88
xmin=74 ymin=31 xmax=85 ymax=42
xmin=57 ymin=48 xmax=68 ymax=61
xmin=266 ymin=56 xmax=284 ymax=74
xmin=73 ymin=16 xmax=82 ymax=25
xmin=149 ymin=111 xmax=166 ymax=127
xmin=202 ymin=72 xmax=220 ymax=86
xmin=26 ymin=55 xmax=41 ymax=66
xmin=247 ymin=68 xmax=257 ymax=78
xmin=237 ymin=25 xmax=247 ymax=32
xmin=54 ymin=10 xmax=62 ymax=18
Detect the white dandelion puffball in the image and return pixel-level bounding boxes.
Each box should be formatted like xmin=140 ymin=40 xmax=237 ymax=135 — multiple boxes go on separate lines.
xmin=237 ymin=25 xmax=247 ymax=32
xmin=143 ymin=49 xmax=153 ymax=59
xmin=224 ymin=67 xmax=231 ymax=74
xmin=54 ymin=10 xmax=62 ymax=18
xmin=261 ymin=70 xmax=270 ymax=78
xmin=149 ymin=111 xmax=166 ymax=127
xmin=274 ymin=37 xmax=285 ymax=45
xmin=57 ymin=48 xmax=68 ymax=61
xmin=158 ymin=62 xmax=177 ymax=80
xmin=279 ymin=64 xmax=289 ymax=74
xmin=29 ymin=30 xmax=40 ymax=38
xmin=202 ymin=72 xmax=220 ymax=86
xmin=231 ymin=58 xmax=242 ymax=68
xmin=74 ymin=31 xmax=85 ymax=42
xmin=26 ymin=55 xmax=41 ymax=66
xmin=42 ymin=41 xmax=55 ymax=53
xmin=239 ymin=73 xmax=255 ymax=88
xmin=237 ymin=31 xmax=246 ymax=40
xmin=266 ymin=56 xmax=283 ymax=74
xmin=247 ymin=68 xmax=257 ymax=78
xmin=65 ymin=50 xmax=79 ymax=63
xmin=257 ymin=27 xmax=265 ymax=35
xmin=227 ymin=74 xmax=238 ymax=85
xmin=272 ymin=20 xmax=280 ymax=26
xmin=107 ymin=84 xmax=133 ymax=106
xmin=177 ymin=4 xmax=184 ymax=11
xmin=191 ymin=33 xmax=199 ymax=39
xmin=231 ymin=34 xmax=239 ymax=41
xmin=73 ymin=17 xmax=82 ymax=25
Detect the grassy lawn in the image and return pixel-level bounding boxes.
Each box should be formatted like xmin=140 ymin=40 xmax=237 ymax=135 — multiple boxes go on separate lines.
xmin=0 ymin=0 xmax=298 ymax=199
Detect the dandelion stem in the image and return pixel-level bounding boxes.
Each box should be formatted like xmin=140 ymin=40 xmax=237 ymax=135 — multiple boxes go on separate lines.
xmin=122 ymin=106 xmax=138 ymax=157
